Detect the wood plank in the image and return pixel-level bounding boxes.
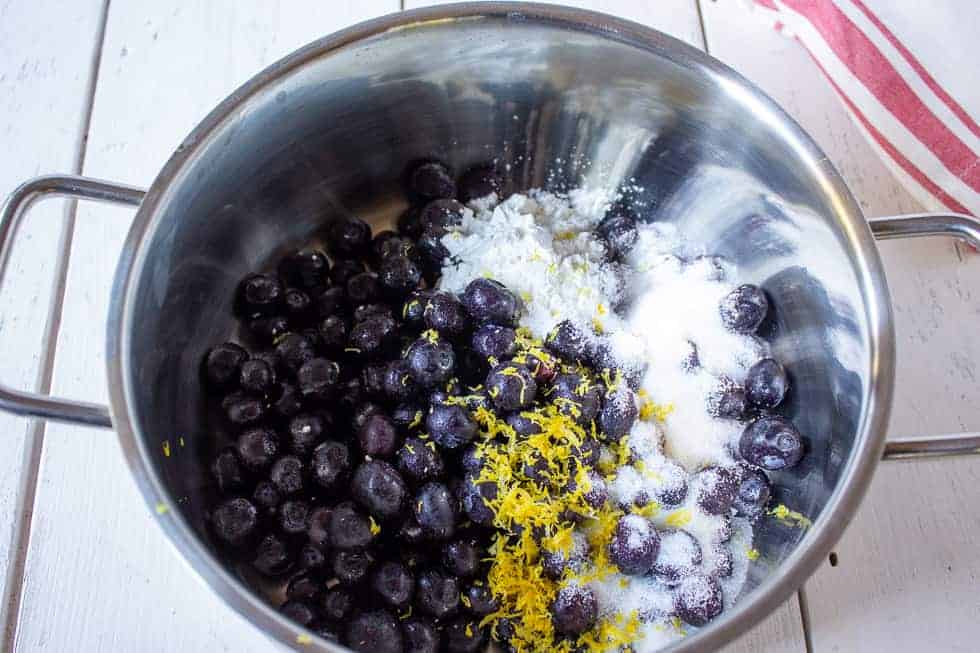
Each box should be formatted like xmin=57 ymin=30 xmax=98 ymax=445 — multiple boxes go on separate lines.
xmin=701 ymin=1 xmax=980 ymax=651
xmin=0 ymin=0 xmax=105 ymax=634
xmin=11 ymin=3 xmax=399 ymax=651
xmin=404 ymin=2 xmax=808 ymax=651
xmin=404 ymin=0 xmax=705 ymax=48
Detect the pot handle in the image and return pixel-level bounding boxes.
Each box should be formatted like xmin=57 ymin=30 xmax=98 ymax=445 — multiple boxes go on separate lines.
xmin=0 ymin=174 xmax=145 ymax=428
xmin=868 ymin=212 xmax=980 ymax=460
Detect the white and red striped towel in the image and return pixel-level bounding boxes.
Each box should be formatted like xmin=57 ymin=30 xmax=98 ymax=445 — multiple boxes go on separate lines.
xmin=750 ymin=0 xmax=980 ymax=216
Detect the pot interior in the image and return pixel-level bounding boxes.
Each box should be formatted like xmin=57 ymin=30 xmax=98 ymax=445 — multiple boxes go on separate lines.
xmin=119 ymin=7 xmax=881 ymax=648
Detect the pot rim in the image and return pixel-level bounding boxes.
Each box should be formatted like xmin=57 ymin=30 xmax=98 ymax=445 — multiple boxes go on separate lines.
xmin=105 ymin=3 xmax=895 ymax=651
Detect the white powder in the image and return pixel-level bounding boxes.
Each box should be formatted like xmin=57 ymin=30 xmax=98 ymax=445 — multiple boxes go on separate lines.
xmin=437 ymin=189 xmax=625 ymax=339
xmin=435 ymin=187 xmax=763 ymax=650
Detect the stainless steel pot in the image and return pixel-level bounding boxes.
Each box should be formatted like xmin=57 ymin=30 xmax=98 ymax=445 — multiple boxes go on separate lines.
xmin=2 ymin=4 xmax=978 ymax=651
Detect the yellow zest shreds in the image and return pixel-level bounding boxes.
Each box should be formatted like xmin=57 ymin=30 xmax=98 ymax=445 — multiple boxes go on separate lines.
xmin=425 ymin=441 xmax=437 ymax=452
xmin=461 ymin=594 xmax=472 ymax=608
xmin=369 ymin=516 xmax=381 ymax=536
xmin=344 ymin=347 xmax=361 ymax=354
xmin=665 ymin=508 xmax=693 ymax=529
xmin=405 ymin=443 xmax=416 ymax=455
xmin=162 ymin=440 xmax=171 ymax=457
xmin=770 ymin=504 xmax=812 ymax=529
xmin=402 ymin=300 xmax=418 ymax=320
xmin=465 ymin=624 xmax=474 ymax=637
xmin=670 ymin=616 xmax=688 ymax=637
xmin=547 ymin=262 xmax=558 ymax=274
xmin=520 ymin=291 xmax=532 ymax=304
xmin=596 ymin=303 xmax=608 ymax=316
xmin=178 ymin=436 xmax=185 ymax=448
xmin=529 ymin=249 xmax=545 ymax=263
xmin=554 ymin=231 xmax=577 ymax=241
xmin=576 ymin=611 xmax=641 ymax=652
xmin=155 ymin=502 xmax=169 ymax=515
xmin=421 ymin=329 xmax=440 ymax=344
xmin=631 ymin=501 xmax=661 ymax=519
xmin=399 ymin=606 xmax=412 ymax=620
xmin=296 ymin=633 xmax=313 ymax=646
xmin=747 ymin=548 xmax=761 ymax=561
xmin=499 ymin=365 xmax=532 ymax=405
xmin=472 ymin=401 xmax=633 ymax=652
xmin=639 ymin=398 xmax=674 ymax=422
xmin=272 ymin=333 xmax=289 ymax=346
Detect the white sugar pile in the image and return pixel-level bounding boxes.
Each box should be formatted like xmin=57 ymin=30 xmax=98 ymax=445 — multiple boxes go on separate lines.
xmin=437 ymin=187 xmax=762 ymax=651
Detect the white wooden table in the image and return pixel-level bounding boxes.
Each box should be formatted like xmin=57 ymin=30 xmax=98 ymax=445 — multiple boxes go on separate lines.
xmin=1 ymin=1 xmax=977 ymax=651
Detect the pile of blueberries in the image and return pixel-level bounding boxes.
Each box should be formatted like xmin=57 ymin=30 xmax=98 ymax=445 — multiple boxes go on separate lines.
xmin=202 ymin=161 xmax=522 ymax=653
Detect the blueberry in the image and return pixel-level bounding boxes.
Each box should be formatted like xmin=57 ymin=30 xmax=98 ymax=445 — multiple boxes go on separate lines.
xmin=708 ymin=379 xmax=748 ymax=420
xmin=280 ymin=599 xmax=317 ymax=627
xmin=580 ymin=470 xmax=609 ymax=509
xmin=349 ymin=315 xmax=399 ymax=359
xmin=402 ymin=618 xmax=440 ymax=653
xmin=329 ymin=501 xmax=375 ymax=550
xmin=379 ymin=255 xmax=422 ymax=299
xmin=295 ymin=358 xmax=340 ymax=402
xmin=314 ymin=287 xmax=347 ymax=321
xmin=545 ymin=320 xmax=596 ymax=363
xmin=204 ymin=342 xmax=248 ymax=389
xmin=211 ymin=497 xmax=257 ymax=545
xmin=462 ymin=584 xmax=497 ymax=616
xmin=283 ymin=287 xmax=314 ymax=325
xmin=223 ymin=392 xmax=266 ymax=427
xmin=457 ymin=164 xmax=502 ymax=202
xmin=353 ymin=302 xmax=393 ymax=323
xmin=274 ymin=333 xmax=317 ymax=375
xmin=285 ymin=413 xmax=323 ymax=456
xmin=401 ymin=290 xmax=434 ymax=329
xmin=372 ymin=561 xmax=415 ymax=608
xmin=444 ymin=618 xmax=486 ymax=653
xmin=278 ymin=249 xmax=330 ymax=292
xmin=551 ymin=585 xmax=598 ymax=636
xmin=307 ymin=505 xmax=332 ymax=549
xmin=252 ymin=480 xmax=281 ymax=516
xmin=460 ymin=278 xmax=520 ymax=326
xmin=253 ymin=533 xmax=293 ymax=576
xmin=682 ymin=340 xmax=700 ymax=372
xmin=328 ymin=216 xmax=372 ymax=258
xmin=279 ymin=500 xmax=310 ymax=535
xmin=470 ymin=324 xmax=517 ymax=362
xmin=316 ymin=315 xmax=349 ymax=354
xmin=311 ymin=440 xmax=350 ymax=488
xmin=458 ymin=445 xmax=483 ymax=473
xmin=710 ymin=545 xmax=735 ymax=578
xmin=416 ymin=234 xmax=451 ymax=281
xmin=352 ymin=460 xmax=408 ymax=520
xmin=426 ymin=402 xmax=477 ymax=449
xmin=236 ymin=427 xmax=278 ymax=471
xmin=358 ymin=413 xmax=400 ymax=458
xmin=732 ymin=465 xmax=772 ymax=521
xmin=405 ymin=336 xmax=455 ymax=388
xmin=270 ymin=455 xmax=305 ymax=495
xmin=415 ymin=568 xmax=460 ymax=618
xmin=397 ymin=436 xmax=445 ymax=483
xmin=694 ymin=465 xmax=738 ymax=515
xmin=542 ymin=532 xmax=589 ymax=579
xmin=298 ymin=543 xmax=326 ymax=572
xmin=739 ymin=415 xmax=804 ymax=470
xmin=326 ymin=259 xmax=363 ymax=288
xmin=551 ymin=373 xmax=600 ymax=425
xmin=211 ymin=447 xmax=245 ymax=494
xmin=674 ymin=573 xmax=723 ymax=626
xmin=423 ymin=291 xmax=469 ymax=337
xmin=246 ymin=315 xmax=291 ymax=346
xmin=720 ymin=284 xmax=768 ymax=334
xmin=397 ymin=206 xmax=425 ymax=240
xmin=286 ymin=573 xmax=323 ymax=602
xmin=608 ymin=514 xmax=660 ymax=575
xmin=370 ymin=229 xmax=400 ymax=262
xmin=346 ymin=271 xmax=381 ymax=306
xmin=346 ymin=609 xmax=402 ymax=653
xmin=352 ymin=401 xmax=385 ymax=430
xmin=408 ymin=161 xmax=456 ymax=201
xmin=506 ymin=412 xmax=541 ymax=437
xmin=238 ymin=358 xmax=275 ymax=396
xmin=413 ymin=482 xmax=457 ymax=540
xmin=598 ymin=386 xmax=638 ymax=440
xmin=332 ymin=549 xmax=373 ymax=585
xmin=652 ymin=529 xmax=703 ymax=583
xmin=649 ymin=461 xmax=688 ymax=507
xmin=380 ymin=360 xmax=415 ymax=403
xmin=392 ymin=403 xmax=425 ymax=433
xmin=745 ymin=358 xmax=789 ymax=409
xmin=460 ymin=473 xmax=496 ymax=525
xmin=485 ymin=363 xmax=537 ymax=413
xmin=574 ymin=436 xmax=602 ymax=468
xmin=236 ymin=273 xmax=283 ymax=317
xmin=596 ymin=213 xmax=638 ymax=260
xmin=321 ymin=588 xmax=353 ymax=621
xmin=443 ymin=540 xmax=480 ymax=577
xmin=419 ymin=199 xmax=466 ymax=236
